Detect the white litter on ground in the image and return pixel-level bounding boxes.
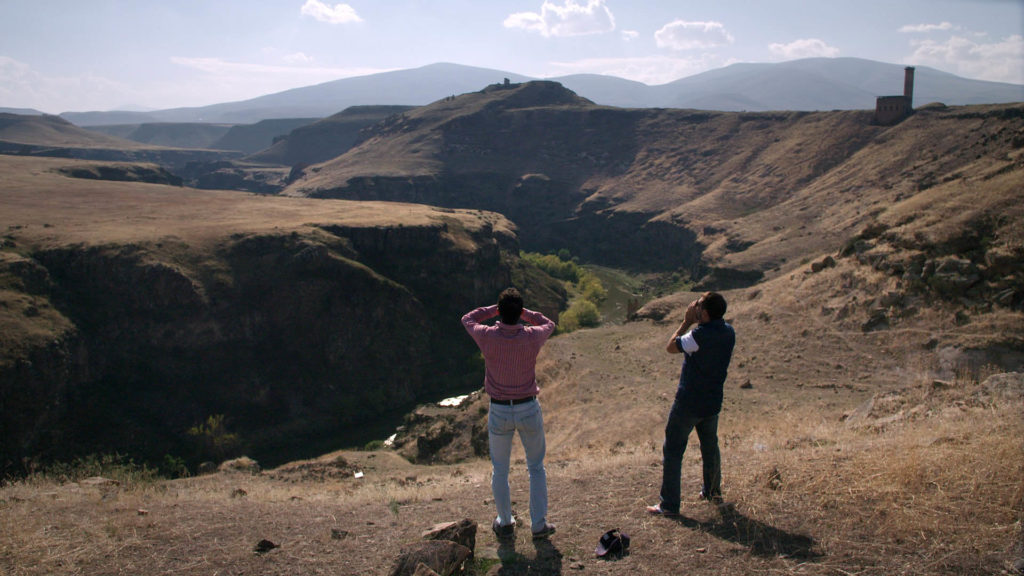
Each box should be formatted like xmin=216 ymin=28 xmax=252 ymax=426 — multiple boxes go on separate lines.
xmin=438 ymin=394 xmax=470 ymax=407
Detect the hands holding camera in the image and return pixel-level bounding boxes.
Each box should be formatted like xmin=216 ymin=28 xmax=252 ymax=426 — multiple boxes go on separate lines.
xmin=667 ymin=296 xmax=707 ymax=353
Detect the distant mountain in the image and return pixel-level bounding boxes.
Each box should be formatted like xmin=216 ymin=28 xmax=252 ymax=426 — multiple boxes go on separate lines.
xmin=62 ymin=63 xmax=531 ymax=126
xmin=0 ymin=113 xmax=238 ymax=168
xmin=58 ymin=110 xmax=162 ymax=125
xmin=649 ymin=58 xmax=1024 ymax=110
xmin=56 ymin=58 xmax=1023 ymax=126
xmin=86 ymin=122 xmax=234 ymax=149
xmin=0 ymin=107 xmax=46 ymax=116
xmin=85 ymin=118 xmax=320 ymax=152
xmin=0 ymin=113 xmax=148 ymax=149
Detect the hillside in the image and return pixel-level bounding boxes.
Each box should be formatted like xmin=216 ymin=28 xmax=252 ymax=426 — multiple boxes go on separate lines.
xmin=285 ymin=81 xmax=1024 ymax=298
xmin=0 ymin=155 xmax=565 ymax=475
xmin=0 ymin=113 xmax=151 ymax=149
xmin=247 ymin=106 xmax=413 ymax=165
xmin=1 ymin=273 xmax=1020 ymax=574
xmin=86 ymin=118 xmax=321 ymax=153
xmin=55 ymin=59 xmax=1024 ymax=125
xmin=213 ymin=118 xmax=319 ymax=153
xmin=84 ymin=122 xmax=233 ymax=149
xmin=0 ymin=113 xmax=239 ymax=170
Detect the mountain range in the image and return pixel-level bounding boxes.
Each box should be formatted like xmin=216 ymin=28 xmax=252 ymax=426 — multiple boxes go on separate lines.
xmin=35 ymin=58 xmax=1024 ymax=127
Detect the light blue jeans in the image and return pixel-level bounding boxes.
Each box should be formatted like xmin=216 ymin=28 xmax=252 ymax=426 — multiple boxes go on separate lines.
xmin=488 ymin=399 xmax=548 ymax=533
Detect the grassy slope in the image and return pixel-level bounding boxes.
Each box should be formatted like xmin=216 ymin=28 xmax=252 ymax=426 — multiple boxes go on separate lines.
xmin=0 ymin=156 xmax=508 ymax=248
xmin=0 ymin=114 xmax=153 ymax=150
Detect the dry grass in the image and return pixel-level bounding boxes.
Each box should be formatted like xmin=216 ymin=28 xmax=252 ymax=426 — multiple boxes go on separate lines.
xmin=0 ymin=114 xmax=151 ymax=149
xmin=0 ymin=154 xmax=517 ymax=362
xmin=3 ymin=311 xmax=1020 ymax=575
xmin=0 ymin=156 xmax=512 ymax=251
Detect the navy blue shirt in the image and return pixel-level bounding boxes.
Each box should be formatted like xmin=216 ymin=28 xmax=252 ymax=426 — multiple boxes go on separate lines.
xmin=674 ymin=318 xmax=735 ymax=416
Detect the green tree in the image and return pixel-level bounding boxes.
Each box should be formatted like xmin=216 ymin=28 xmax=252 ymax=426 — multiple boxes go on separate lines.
xmin=559 ymin=300 xmax=601 ymax=332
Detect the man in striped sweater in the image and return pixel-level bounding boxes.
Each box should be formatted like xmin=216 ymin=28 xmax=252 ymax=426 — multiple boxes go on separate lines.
xmin=462 ymin=287 xmax=557 ymax=540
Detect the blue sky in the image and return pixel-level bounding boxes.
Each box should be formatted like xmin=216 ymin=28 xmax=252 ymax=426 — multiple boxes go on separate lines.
xmin=1 ymin=0 xmax=1021 ymax=114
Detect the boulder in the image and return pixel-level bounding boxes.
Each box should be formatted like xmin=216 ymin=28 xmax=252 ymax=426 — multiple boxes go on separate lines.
xmin=422 ymin=519 xmax=477 ymax=559
xmin=861 ymin=309 xmax=889 ymax=332
xmin=982 ymin=372 xmax=1024 ymax=400
xmin=389 ymin=540 xmax=471 ymax=576
xmin=810 ymin=255 xmax=835 ymax=273
xmin=218 ymin=456 xmax=260 ymax=474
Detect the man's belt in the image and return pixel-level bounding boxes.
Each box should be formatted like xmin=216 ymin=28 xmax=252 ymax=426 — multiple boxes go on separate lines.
xmin=490 ymin=396 xmax=536 ymax=406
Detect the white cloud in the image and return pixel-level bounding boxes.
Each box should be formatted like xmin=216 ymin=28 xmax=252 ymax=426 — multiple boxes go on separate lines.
xmin=545 ymin=54 xmax=731 ymax=85
xmin=621 ymin=30 xmax=639 ymax=42
xmin=282 ymin=52 xmax=315 ymax=64
xmin=0 ymin=56 xmax=135 ymax=113
xmin=504 ymin=0 xmax=615 ymax=38
xmin=170 ymin=56 xmax=384 ymax=80
xmin=768 ymin=38 xmax=840 ymax=59
xmin=908 ymin=34 xmax=1024 ymax=84
xmin=0 ymin=56 xmax=40 ymax=108
xmin=655 ymin=20 xmax=733 ymax=51
xmin=899 ymin=22 xmax=956 ymax=34
xmin=0 ymin=56 xmax=32 ymax=86
xmin=300 ymin=0 xmax=362 ymax=24
xmin=1 ymin=54 xmax=397 ymax=113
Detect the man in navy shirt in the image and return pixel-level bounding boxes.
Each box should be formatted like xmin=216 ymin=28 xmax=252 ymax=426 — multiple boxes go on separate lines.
xmin=648 ymin=292 xmax=735 ymax=516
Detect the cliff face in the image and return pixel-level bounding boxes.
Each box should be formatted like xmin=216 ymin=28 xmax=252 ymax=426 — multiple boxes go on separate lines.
xmin=0 ymin=164 xmax=564 ymax=474
xmin=287 ymin=84 xmax=1024 ymax=288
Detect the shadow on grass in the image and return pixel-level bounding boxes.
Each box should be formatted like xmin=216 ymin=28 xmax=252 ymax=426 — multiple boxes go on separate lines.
xmin=486 ymin=537 xmax=562 ymax=575
xmin=671 ymin=503 xmax=822 ymax=559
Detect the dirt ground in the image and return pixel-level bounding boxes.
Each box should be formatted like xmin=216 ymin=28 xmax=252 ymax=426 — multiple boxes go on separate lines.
xmin=3 ymin=277 xmax=1022 ymax=574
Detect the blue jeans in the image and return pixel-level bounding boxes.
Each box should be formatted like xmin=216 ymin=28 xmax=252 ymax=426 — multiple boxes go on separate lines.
xmin=659 ymin=404 xmax=721 ymax=513
xmin=488 ymin=399 xmax=548 ymax=533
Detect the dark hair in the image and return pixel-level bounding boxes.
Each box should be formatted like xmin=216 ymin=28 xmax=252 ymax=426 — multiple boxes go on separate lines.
xmin=700 ymin=292 xmax=727 ymax=320
xmin=498 ymin=287 xmax=524 ymax=324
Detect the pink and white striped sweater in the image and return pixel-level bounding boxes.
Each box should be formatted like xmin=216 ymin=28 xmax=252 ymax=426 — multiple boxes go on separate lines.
xmin=461 ymin=304 xmax=555 ymax=401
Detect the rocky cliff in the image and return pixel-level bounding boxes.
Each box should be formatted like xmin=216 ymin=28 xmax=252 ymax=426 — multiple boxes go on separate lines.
xmin=285 ymin=83 xmax=1024 ymax=293
xmin=0 ymin=157 xmax=565 ymax=475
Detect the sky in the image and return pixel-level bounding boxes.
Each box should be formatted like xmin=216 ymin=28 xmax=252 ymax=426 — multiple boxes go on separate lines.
xmin=1 ymin=0 xmax=1022 ymax=114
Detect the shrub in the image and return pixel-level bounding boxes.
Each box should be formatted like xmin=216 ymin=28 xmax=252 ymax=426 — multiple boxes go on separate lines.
xmin=522 ymin=251 xmax=580 ymax=282
xmin=35 ymin=453 xmax=161 ymax=486
xmin=160 ymin=454 xmax=190 ymax=478
xmin=187 ymin=414 xmax=241 ymax=462
xmin=577 ymin=272 xmax=607 ymax=303
xmin=559 ymin=300 xmax=601 ymax=332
